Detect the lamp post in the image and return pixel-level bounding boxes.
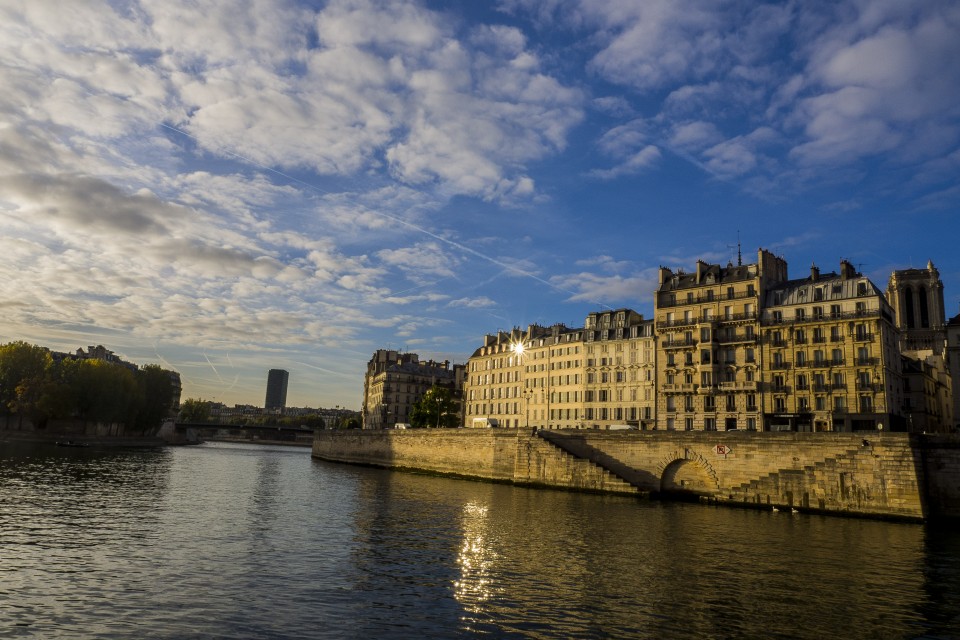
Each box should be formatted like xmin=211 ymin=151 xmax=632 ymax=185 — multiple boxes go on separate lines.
xmin=524 ymin=389 xmax=531 ymax=429
xmin=435 ymin=394 xmax=442 ymax=429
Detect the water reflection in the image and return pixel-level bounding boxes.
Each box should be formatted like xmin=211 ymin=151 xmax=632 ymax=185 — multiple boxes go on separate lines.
xmin=1 ymin=442 xmax=959 ymax=639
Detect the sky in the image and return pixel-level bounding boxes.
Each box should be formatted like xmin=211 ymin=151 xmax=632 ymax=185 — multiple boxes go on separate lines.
xmin=1 ymin=0 xmax=959 ymax=409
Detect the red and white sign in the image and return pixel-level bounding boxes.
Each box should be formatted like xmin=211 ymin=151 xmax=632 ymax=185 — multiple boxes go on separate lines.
xmin=714 ymin=444 xmax=730 ymax=456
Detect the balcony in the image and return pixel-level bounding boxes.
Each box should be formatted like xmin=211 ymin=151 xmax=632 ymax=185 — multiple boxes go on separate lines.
xmin=663 ymin=339 xmax=698 ymax=349
xmin=719 ymin=381 xmax=758 ymax=391
xmin=771 ymin=362 xmax=792 ymax=370
xmin=657 ymin=289 xmax=757 ymax=308
xmin=854 ymin=333 xmax=875 ymax=342
xmin=717 ymin=333 xmax=757 ymax=344
xmin=856 ymin=357 xmax=878 ymax=366
xmin=761 ymin=308 xmax=880 ymax=326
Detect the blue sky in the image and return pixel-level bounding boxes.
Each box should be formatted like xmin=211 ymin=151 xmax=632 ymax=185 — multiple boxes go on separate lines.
xmin=1 ymin=0 xmax=958 ymax=409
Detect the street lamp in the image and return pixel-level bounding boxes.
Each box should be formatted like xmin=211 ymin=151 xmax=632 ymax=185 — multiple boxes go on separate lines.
xmin=435 ymin=394 xmax=442 ymax=429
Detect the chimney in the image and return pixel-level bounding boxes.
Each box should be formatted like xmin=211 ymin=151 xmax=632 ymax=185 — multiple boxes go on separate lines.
xmin=840 ymin=260 xmax=855 ymax=279
xmin=810 ymin=263 xmax=819 ymax=281
xmin=696 ymin=260 xmax=707 ymax=282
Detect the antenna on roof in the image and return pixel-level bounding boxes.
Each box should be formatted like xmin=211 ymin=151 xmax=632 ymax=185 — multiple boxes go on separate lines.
xmin=728 ymin=231 xmax=742 ymax=266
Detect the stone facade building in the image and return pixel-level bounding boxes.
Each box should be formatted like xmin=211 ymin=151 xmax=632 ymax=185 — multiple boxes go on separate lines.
xmin=457 ymin=249 xmax=956 ymax=433
xmin=887 ymin=263 xmax=953 ymax=432
xmin=761 ymin=260 xmax=902 ymax=432
xmin=654 ymin=249 xmax=786 ymax=431
xmin=462 ymin=309 xmax=656 ymax=430
xmin=361 ymin=350 xmax=463 ymax=429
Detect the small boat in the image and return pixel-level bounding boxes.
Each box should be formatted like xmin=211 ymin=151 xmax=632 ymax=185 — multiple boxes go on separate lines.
xmin=56 ymin=440 xmax=90 ymax=448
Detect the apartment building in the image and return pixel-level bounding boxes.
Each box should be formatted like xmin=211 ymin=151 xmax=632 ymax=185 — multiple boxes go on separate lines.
xmin=462 ymin=309 xmax=655 ymax=430
xmin=463 ymin=323 xmax=583 ymax=429
xmin=361 ymin=350 xmax=463 ymax=429
xmin=654 ymin=249 xmax=787 ymax=431
xmin=582 ymin=309 xmax=656 ymax=429
xmin=761 ymin=261 xmax=902 ymax=432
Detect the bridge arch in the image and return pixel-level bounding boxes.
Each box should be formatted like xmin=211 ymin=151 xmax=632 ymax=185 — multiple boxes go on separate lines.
xmin=656 ymin=448 xmax=720 ymax=496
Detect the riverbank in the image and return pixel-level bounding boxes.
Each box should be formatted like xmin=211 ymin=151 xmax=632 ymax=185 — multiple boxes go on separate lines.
xmin=0 ymin=429 xmax=166 ymax=448
xmin=312 ymin=428 xmax=960 ymax=521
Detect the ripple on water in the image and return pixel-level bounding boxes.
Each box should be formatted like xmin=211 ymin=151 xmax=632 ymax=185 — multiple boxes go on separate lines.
xmin=2 ymin=442 xmax=960 ymax=639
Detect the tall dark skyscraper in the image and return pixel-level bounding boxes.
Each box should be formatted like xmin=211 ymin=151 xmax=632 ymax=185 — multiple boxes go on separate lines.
xmin=265 ymin=369 xmax=289 ymax=412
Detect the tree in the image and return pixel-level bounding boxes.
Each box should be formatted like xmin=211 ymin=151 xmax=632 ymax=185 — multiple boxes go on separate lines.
xmin=134 ymin=365 xmax=175 ymax=433
xmin=178 ymin=398 xmax=211 ymax=423
xmin=409 ymin=386 xmax=459 ymax=428
xmin=0 ymin=341 xmax=52 ymax=415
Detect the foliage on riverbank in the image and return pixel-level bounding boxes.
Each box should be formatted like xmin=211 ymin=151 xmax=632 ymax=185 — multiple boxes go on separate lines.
xmin=0 ymin=341 xmax=176 ymax=433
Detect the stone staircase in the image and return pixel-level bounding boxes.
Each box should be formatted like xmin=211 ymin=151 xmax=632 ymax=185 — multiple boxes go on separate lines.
xmin=514 ymin=432 xmax=643 ymax=495
xmin=723 ymin=441 xmax=916 ymax=513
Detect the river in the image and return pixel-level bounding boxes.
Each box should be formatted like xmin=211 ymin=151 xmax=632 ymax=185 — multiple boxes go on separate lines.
xmin=1 ymin=440 xmax=959 ymax=639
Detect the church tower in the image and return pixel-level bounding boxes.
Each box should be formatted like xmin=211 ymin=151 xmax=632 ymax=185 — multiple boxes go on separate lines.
xmin=886 ymin=260 xmax=946 ymax=355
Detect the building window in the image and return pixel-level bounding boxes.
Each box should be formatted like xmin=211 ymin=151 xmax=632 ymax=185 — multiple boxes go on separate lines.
xmin=685 ymin=417 xmax=694 ymax=431
xmin=774 ymin=396 xmax=786 ymax=412
xmin=705 ymin=417 xmax=716 ymax=431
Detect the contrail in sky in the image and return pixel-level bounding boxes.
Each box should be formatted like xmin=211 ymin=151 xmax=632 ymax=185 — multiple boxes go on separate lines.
xmin=157 ymin=122 xmax=602 ymax=307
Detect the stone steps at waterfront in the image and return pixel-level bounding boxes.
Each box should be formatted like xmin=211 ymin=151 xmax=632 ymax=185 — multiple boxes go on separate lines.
xmin=726 ymin=440 xmax=921 ymax=514
xmin=519 ymin=434 xmax=642 ymax=495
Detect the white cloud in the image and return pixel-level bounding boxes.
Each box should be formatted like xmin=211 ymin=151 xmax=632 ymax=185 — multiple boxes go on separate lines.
xmin=448 ymin=296 xmax=497 ymax=309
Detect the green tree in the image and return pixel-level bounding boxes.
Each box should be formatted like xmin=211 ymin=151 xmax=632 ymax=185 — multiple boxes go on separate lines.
xmin=134 ymin=365 xmax=175 ymax=433
xmin=178 ymin=398 xmax=211 ymax=423
xmin=0 ymin=341 xmax=52 ymax=415
xmin=64 ymin=359 xmax=140 ymax=424
xmin=409 ymin=386 xmax=459 ymax=428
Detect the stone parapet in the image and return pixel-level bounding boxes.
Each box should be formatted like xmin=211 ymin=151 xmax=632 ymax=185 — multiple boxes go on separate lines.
xmin=312 ymin=429 xmax=960 ymax=521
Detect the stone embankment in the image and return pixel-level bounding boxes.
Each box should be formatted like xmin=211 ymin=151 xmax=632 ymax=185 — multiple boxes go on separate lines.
xmin=313 ymin=429 xmax=960 ymax=521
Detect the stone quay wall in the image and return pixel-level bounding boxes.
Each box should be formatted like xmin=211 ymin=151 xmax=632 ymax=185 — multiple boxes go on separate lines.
xmin=312 ymin=429 xmax=960 ymax=521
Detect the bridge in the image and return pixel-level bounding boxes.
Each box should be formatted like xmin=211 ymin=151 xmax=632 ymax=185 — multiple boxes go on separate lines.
xmin=170 ymin=422 xmax=317 ymax=446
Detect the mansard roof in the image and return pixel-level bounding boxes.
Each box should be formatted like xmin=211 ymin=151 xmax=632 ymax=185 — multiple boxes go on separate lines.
xmin=763 ymin=270 xmax=885 ymax=306
xmin=658 ymin=262 xmax=757 ymax=292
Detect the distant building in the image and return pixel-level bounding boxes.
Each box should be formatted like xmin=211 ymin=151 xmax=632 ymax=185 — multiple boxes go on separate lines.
xmin=361 ymin=350 xmax=463 ymax=429
xmin=887 ymin=262 xmax=953 ymax=432
xmin=264 ymin=369 xmax=289 ymax=412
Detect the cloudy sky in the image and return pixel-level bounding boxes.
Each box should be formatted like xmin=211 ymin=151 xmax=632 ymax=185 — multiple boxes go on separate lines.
xmin=2 ymin=0 xmax=958 ymax=409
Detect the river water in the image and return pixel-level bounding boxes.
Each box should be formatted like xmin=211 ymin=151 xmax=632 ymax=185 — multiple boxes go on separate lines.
xmin=1 ymin=441 xmax=959 ymax=639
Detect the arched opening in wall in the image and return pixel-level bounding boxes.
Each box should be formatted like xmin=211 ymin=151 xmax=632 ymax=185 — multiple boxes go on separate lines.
xmin=904 ymin=286 xmax=916 ymax=329
xmin=660 ymin=459 xmax=717 ymax=498
xmin=919 ymin=287 xmax=930 ymax=328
